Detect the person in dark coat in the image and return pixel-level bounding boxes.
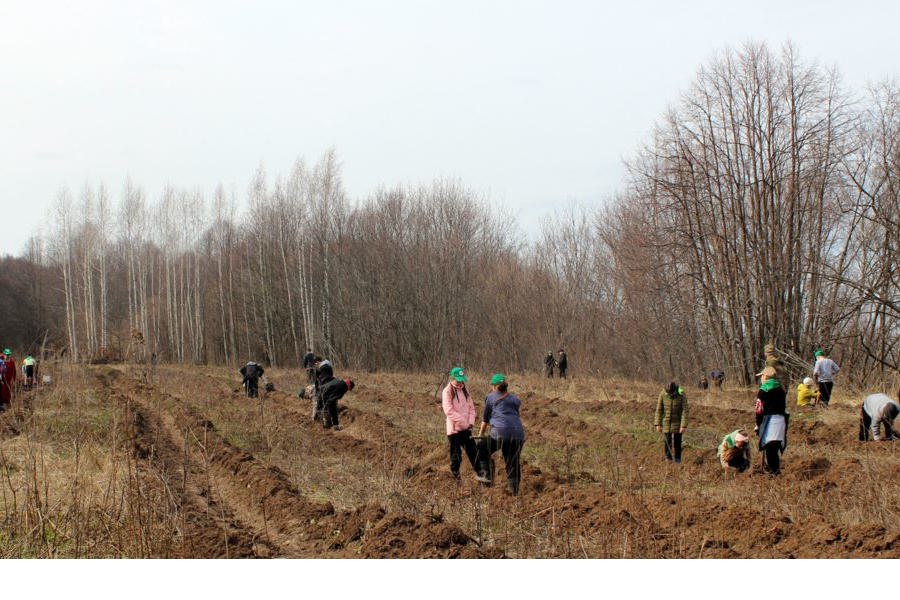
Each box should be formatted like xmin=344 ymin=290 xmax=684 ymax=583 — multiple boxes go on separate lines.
xmin=303 ymin=348 xmax=316 ymax=384
xmin=755 ymin=367 xmax=789 ymax=475
xmin=544 ymin=351 xmax=555 ymax=378
xmin=312 ymin=357 xmax=334 ymax=422
xmin=557 ymin=349 xmax=568 ymax=379
xmin=239 ymin=361 xmax=265 ymax=398
xmin=319 ymin=378 xmax=354 ymax=431
xmin=0 ymin=352 xmax=10 ymax=410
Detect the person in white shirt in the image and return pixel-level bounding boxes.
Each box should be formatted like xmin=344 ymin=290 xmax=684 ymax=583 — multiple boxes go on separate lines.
xmin=812 ymin=349 xmax=840 ymax=407
xmin=859 ymin=390 xmax=900 ymax=441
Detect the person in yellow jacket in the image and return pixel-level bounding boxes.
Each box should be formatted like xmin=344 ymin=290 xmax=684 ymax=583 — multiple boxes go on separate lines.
xmin=22 ymin=355 xmax=37 ymax=390
xmin=797 ymin=377 xmax=819 ymax=407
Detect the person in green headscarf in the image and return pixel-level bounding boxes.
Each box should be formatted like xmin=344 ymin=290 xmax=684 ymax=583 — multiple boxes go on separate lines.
xmin=755 ymin=367 xmax=789 ymax=475
xmin=475 ymin=373 xmax=526 ymax=495
xmin=812 ymin=349 xmax=840 ymax=408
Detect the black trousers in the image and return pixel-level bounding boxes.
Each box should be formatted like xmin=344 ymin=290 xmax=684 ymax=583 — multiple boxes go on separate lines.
xmin=860 ymin=407 xmax=872 ymax=441
xmin=244 ymin=377 xmax=258 ymax=398
xmin=859 ymin=406 xmax=894 ymax=441
xmin=664 ymin=432 xmax=682 ymax=462
xmin=447 ymin=429 xmax=479 ymax=476
xmin=323 ymin=396 xmax=340 ymax=428
xmin=559 ymin=368 xmax=567 ymax=379
xmin=763 ymin=441 xmax=782 ymax=474
xmin=477 ymin=436 xmax=524 ymax=493
xmin=818 ymin=381 xmax=834 ymax=406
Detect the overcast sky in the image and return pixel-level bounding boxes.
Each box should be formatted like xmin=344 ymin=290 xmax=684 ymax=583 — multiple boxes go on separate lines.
xmin=1 ymin=0 xmax=898 ymax=255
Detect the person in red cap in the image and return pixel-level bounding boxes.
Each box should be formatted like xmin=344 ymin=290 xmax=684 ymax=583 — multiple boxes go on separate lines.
xmin=319 ymin=377 xmax=354 ymax=431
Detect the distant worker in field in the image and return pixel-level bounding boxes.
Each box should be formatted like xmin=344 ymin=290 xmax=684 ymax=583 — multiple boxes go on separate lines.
xmin=0 ymin=352 xmax=10 ymax=410
xmin=709 ymin=369 xmax=725 ymax=389
xmin=557 ymin=349 xmax=568 ymax=379
xmin=812 ymin=349 xmax=840 ymax=408
xmin=655 ymin=382 xmax=687 ymax=463
xmin=319 ymin=377 xmax=355 ymax=431
xmin=311 ymin=356 xmax=334 ymax=422
xmin=858 ymin=389 xmax=900 ymax=442
xmin=239 ymin=360 xmax=265 ymax=398
xmin=315 ymin=356 xmax=333 ymax=385
xmin=796 ymin=377 xmax=819 ymax=408
xmin=763 ymin=343 xmax=788 ymax=386
xmin=22 ymin=355 xmax=36 ymax=390
xmin=2 ymin=349 xmax=16 ymax=402
xmin=698 ymin=375 xmax=709 ymax=390
xmin=476 ymin=373 xmax=526 ymax=495
xmin=544 ymin=351 xmax=555 ymax=378
xmin=442 ymin=367 xmax=481 ymax=480
xmin=717 ymin=429 xmax=751 ymax=472
xmin=755 ymin=367 xmax=788 ymax=475
xmin=303 ymin=348 xmax=316 ymax=384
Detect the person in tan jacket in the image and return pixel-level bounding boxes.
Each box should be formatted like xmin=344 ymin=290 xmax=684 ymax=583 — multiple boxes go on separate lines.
xmin=655 ymin=382 xmax=687 ymax=463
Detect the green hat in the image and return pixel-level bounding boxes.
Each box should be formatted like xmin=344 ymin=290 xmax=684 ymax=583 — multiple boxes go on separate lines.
xmin=490 ymin=373 xmax=506 ymax=386
xmin=449 ymin=367 xmax=467 ymax=383
xmin=2 ymin=349 xmax=9 ymax=356
xmin=814 ymin=349 xmax=825 ymax=357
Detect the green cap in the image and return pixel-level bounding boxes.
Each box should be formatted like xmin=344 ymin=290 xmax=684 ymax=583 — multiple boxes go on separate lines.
xmin=449 ymin=367 xmax=467 ymax=382
xmin=490 ymin=373 xmax=506 ymax=386
xmin=814 ymin=349 xmax=825 ymax=357
xmin=2 ymin=349 xmax=9 ymax=356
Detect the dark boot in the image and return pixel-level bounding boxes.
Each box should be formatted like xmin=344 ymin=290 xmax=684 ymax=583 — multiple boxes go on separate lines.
xmin=476 ymin=457 xmax=493 ymax=485
xmin=506 ymin=478 xmax=519 ymax=496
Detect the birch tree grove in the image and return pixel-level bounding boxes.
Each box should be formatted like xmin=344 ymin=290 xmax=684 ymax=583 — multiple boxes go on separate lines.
xmin=2 ymin=43 xmax=900 ymax=386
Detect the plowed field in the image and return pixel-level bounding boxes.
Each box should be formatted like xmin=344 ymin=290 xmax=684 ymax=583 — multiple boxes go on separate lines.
xmin=1 ymin=364 xmax=898 ymax=558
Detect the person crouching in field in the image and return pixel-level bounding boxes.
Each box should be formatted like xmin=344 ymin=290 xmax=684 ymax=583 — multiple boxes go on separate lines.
xmin=655 ymin=382 xmax=687 ymax=463
xmin=718 ymin=429 xmax=751 ymax=472
xmin=442 ymin=367 xmax=481 ymax=480
xmin=476 ymin=373 xmax=526 ymax=495
xmin=797 ymin=377 xmax=819 ymax=408
xmin=239 ymin=361 xmax=264 ymax=398
xmin=756 ymin=367 xmax=789 ymax=475
xmin=859 ymin=389 xmax=900 ymax=442
xmin=319 ymin=378 xmax=354 ymax=431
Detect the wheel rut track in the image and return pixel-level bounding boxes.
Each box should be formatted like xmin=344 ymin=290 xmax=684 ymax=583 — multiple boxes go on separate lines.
xmin=128 ymin=400 xmax=273 ymax=557
xmin=112 ymin=368 xmax=498 ymax=557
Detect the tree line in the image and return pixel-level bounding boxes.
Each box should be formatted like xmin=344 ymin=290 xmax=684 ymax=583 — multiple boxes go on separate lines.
xmin=2 ymin=42 xmax=898 ymax=387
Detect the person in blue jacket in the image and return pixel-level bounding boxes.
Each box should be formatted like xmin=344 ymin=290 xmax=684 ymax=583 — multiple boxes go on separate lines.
xmin=476 ymin=373 xmax=526 ymax=495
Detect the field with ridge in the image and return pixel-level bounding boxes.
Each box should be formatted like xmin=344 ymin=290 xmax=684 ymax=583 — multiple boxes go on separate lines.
xmin=0 ymin=363 xmax=898 ymax=558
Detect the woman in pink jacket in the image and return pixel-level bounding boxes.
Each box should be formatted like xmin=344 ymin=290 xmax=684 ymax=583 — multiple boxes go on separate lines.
xmin=442 ymin=367 xmax=483 ymax=480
